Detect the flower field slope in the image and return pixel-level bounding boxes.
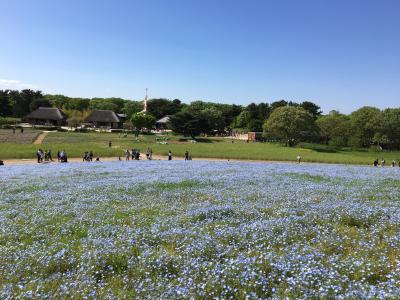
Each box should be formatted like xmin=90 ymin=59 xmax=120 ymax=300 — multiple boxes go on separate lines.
xmin=1 ymin=161 xmax=400 ymax=299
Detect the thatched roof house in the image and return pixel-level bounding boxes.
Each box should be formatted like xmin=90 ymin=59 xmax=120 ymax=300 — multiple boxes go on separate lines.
xmin=155 ymin=115 xmax=171 ymax=130
xmin=23 ymin=107 xmax=67 ymax=126
xmin=84 ymin=110 xmax=123 ymax=129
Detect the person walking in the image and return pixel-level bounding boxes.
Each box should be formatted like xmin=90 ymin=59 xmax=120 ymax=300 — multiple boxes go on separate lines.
xmin=392 ymin=160 xmax=396 ymax=167
xmin=89 ymin=151 xmax=93 ymax=162
xmin=125 ymin=149 xmax=130 ymax=161
xmin=48 ymin=149 xmax=53 ymax=161
xmin=61 ymin=150 xmax=68 ymax=163
xmin=381 ymin=159 xmax=385 ymax=167
xmin=135 ymin=150 xmax=140 ymax=160
xmin=12 ymin=127 xmax=15 ymax=134
xmin=36 ymin=149 xmax=41 ymax=163
xmin=108 ymin=141 xmax=112 ymax=148
xmin=57 ymin=150 xmax=61 ymax=162
xmin=168 ymin=150 xmax=172 ymax=161
xmin=185 ymin=150 xmax=189 ymax=161
xmin=149 ymin=148 xmax=153 ymax=160
xmin=20 ymin=127 xmax=24 ymax=134
xmin=296 ymin=155 xmax=302 ymax=164
xmin=83 ymin=151 xmax=88 ymax=162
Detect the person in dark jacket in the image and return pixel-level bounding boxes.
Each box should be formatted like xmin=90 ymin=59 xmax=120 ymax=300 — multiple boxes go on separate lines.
xmin=373 ymin=159 xmax=378 ymax=167
xmin=185 ymin=150 xmax=189 ymax=161
xmin=89 ymin=151 xmax=94 ymax=162
xmin=36 ymin=150 xmax=42 ymax=163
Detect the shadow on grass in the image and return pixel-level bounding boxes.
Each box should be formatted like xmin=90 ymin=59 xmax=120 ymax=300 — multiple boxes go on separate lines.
xmin=298 ymin=143 xmax=340 ymax=153
xmin=178 ymin=138 xmax=215 ymax=143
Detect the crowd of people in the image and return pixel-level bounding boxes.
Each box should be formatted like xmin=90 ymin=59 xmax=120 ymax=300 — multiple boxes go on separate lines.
xmin=373 ymin=158 xmax=400 ymax=167
xmin=124 ymin=148 xmax=155 ymax=161
xmin=31 ymin=148 xmax=189 ymax=164
xmin=36 ymin=149 xmax=53 ymax=163
xmin=57 ymin=150 xmax=68 ymax=163
xmin=35 ymin=149 xmax=68 ymax=163
xmin=83 ymin=151 xmax=94 ymax=162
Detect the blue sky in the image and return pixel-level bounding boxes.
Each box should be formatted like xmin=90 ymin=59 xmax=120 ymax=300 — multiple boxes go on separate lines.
xmin=0 ymin=0 xmax=399 ymax=113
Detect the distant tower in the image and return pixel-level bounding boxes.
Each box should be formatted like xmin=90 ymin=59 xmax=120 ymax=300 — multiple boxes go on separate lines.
xmin=143 ymin=88 xmax=148 ymax=113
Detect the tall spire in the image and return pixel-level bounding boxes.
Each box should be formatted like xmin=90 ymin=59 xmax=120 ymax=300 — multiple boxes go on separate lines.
xmin=143 ymin=88 xmax=148 ymax=113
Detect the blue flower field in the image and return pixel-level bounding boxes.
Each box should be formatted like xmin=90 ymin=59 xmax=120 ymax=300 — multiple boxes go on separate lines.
xmin=0 ymin=161 xmax=400 ymax=299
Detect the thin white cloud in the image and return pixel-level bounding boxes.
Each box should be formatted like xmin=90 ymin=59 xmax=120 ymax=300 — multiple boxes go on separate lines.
xmin=0 ymin=79 xmax=38 ymax=90
xmin=0 ymin=79 xmax=21 ymax=86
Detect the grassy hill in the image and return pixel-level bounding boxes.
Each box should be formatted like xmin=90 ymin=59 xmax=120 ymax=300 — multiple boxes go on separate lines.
xmin=1 ymin=130 xmax=399 ymax=165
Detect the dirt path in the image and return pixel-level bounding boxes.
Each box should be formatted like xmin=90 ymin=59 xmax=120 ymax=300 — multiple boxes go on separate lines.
xmin=33 ymin=131 xmax=49 ymax=145
xmin=1 ymin=155 xmax=303 ymax=166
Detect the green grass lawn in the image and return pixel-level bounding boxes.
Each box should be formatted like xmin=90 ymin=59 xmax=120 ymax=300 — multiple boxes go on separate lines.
xmin=0 ymin=131 xmax=399 ymax=164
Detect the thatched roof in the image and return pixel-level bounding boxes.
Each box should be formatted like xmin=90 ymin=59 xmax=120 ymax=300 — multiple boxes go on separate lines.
xmin=85 ymin=110 xmax=121 ymax=123
xmin=24 ymin=107 xmax=67 ymax=120
xmin=156 ymin=116 xmax=171 ymax=124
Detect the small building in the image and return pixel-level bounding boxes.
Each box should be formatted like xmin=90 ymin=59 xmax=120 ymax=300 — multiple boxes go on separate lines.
xmin=248 ymin=132 xmax=264 ymax=141
xmin=230 ymin=131 xmax=264 ymax=141
xmin=23 ymin=107 xmax=67 ymax=126
xmin=84 ymin=110 xmax=123 ymax=129
xmin=155 ymin=115 xmax=171 ymax=131
xmin=117 ymin=113 xmax=126 ymax=123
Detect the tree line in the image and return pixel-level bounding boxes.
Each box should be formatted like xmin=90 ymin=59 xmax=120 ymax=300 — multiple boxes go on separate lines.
xmin=1 ymin=89 xmax=399 ymax=149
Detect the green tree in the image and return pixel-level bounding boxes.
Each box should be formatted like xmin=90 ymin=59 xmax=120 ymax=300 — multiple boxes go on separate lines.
xmin=202 ymin=107 xmax=225 ymax=133
xmin=0 ymin=90 xmax=12 ymax=117
xmin=300 ymin=101 xmax=322 ymax=119
xmin=263 ymin=106 xmax=318 ymax=146
xmin=123 ymin=101 xmax=143 ymax=119
xmin=147 ymin=98 xmax=182 ymax=119
xmin=270 ymin=100 xmax=288 ymax=111
xmin=8 ymin=89 xmax=43 ymax=117
xmin=372 ymin=108 xmax=400 ymax=149
xmin=63 ymin=98 xmax=90 ymax=111
xmin=67 ymin=117 xmax=81 ymax=129
xmin=231 ymin=110 xmax=250 ymax=129
xmin=44 ymin=94 xmax=69 ymax=109
xmin=168 ymin=111 xmax=210 ymax=138
xmin=231 ymin=105 xmax=266 ymax=132
xmin=130 ymin=113 xmax=155 ymax=134
xmin=349 ymin=106 xmax=381 ymax=147
xmin=29 ymin=98 xmax=52 ymax=112
xmin=89 ymin=99 xmax=119 ymax=111
xmin=247 ymin=119 xmax=264 ymax=132
xmin=186 ymin=101 xmax=242 ymax=131
xmin=316 ymin=112 xmax=351 ymax=147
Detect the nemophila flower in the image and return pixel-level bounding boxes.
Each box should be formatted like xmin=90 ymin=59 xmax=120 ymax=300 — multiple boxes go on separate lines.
xmin=1 ymin=161 xmax=400 ymax=298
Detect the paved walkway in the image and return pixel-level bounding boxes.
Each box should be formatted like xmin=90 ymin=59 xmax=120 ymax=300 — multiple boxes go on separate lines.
xmin=33 ymin=131 xmax=49 ymax=145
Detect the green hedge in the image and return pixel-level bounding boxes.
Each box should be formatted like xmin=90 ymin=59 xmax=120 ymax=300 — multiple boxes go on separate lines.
xmin=0 ymin=117 xmax=21 ymax=126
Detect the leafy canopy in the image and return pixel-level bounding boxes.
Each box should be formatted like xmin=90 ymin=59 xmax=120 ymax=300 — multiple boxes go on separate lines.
xmin=264 ymin=106 xmax=318 ymax=146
